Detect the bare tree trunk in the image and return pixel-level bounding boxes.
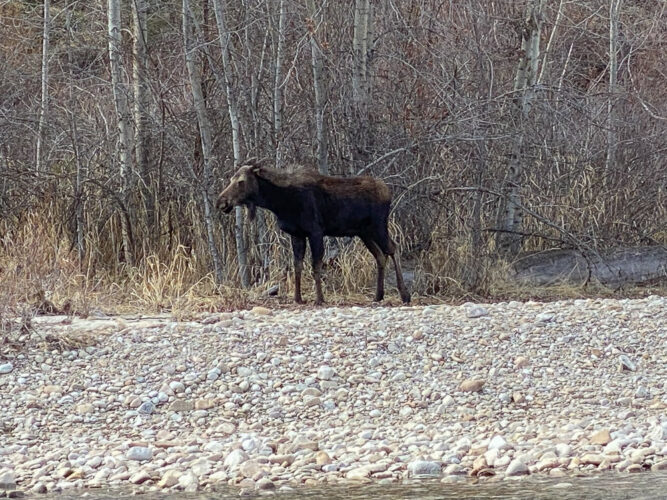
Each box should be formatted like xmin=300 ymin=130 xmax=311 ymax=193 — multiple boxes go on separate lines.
xmin=273 ymin=0 xmax=286 ymax=169
xmin=132 ymin=0 xmax=155 ymax=247
xmin=351 ymin=0 xmax=371 ymax=171
xmin=605 ymin=0 xmax=622 ymax=176
xmin=65 ymin=9 xmax=85 ymax=262
xmin=212 ymin=0 xmax=251 ymax=288
xmin=35 ymin=0 xmax=49 ymax=175
xmin=182 ymin=0 xmax=224 ymax=284
xmin=496 ymin=0 xmax=546 ymax=258
xmin=306 ymin=0 xmax=328 ymax=174
xmin=108 ymin=0 xmax=135 ymax=266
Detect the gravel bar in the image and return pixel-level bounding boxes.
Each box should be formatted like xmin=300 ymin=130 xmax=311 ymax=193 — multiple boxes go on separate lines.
xmin=1 ymin=296 xmax=666 ymax=495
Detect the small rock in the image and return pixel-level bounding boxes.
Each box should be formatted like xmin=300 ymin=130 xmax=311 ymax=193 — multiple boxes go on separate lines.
xmin=407 ymin=460 xmax=441 ymax=477
xmin=346 ymin=467 xmax=371 ymax=480
xmin=649 ymin=422 xmax=667 ymax=441
xmin=619 ymin=355 xmax=636 ymax=372
xmin=459 ymin=379 xmax=485 ymax=392
xmin=488 ymin=435 xmax=510 ymax=451
xmin=580 ymin=454 xmax=603 ymax=466
xmin=443 ymin=464 xmax=465 ymax=475
xmin=506 ymin=459 xmax=529 ymax=476
xmin=536 ymin=312 xmax=554 ymax=323
xmin=138 ymin=401 xmax=155 ymax=414
xmin=195 ymin=399 xmax=215 ymax=410
xmin=316 ymin=451 xmax=331 ymax=466
xmin=471 ymin=455 xmax=487 ymax=476
xmin=31 ymin=482 xmax=47 ymax=494
xmin=178 ymin=471 xmax=199 ymax=492
xmin=514 ymin=356 xmax=529 ymax=368
xmin=556 ymin=444 xmax=572 ymax=457
xmin=590 ymin=429 xmax=611 ymax=446
xmin=0 ymin=470 xmax=16 ymax=488
xmin=129 ymin=470 xmax=152 ymax=484
xmin=250 ymin=306 xmax=272 ymax=315
xmin=512 ymin=391 xmax=526 ymax=404
xmin=157 ymin=469 xmax=181 ymax=488
xmin=0 ymin=363 xmax=13 ymax=374
xmin=169 ymin=400 xmax=194 ymax=412
xmin=317 ymin=365 xmax=335 ymax=380
xmin=224 ymin=449 xmax=249 ymax=469
xmin=169 ymin=381 xmax=185 ymax=393
xmin=191 ymin=459 xmax=212 ymax=476
xmin=239 ymin=460 xmax=262 ymax=479
xmin=126 ymin=446 xmax=153 ymax=461
xmin=466 ymin=306 xmax=489 ymax=318
xmin=256 ymin=478 xmax=275 ymax=490
xmin=75 ymin=403 xmax=94 ymax=415
xmin=651 ymin=460 xmax=667 ymax=472
xmin=399 ymin=406 xmax=413 ymax=417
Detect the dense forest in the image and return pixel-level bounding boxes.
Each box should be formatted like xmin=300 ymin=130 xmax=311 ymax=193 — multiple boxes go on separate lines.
xmin=0 ymin=0 xmax=665 ymax=311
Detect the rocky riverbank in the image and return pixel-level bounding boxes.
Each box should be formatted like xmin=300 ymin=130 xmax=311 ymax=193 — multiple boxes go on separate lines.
xmin=1 ymin=296 xmax=666 ymax=496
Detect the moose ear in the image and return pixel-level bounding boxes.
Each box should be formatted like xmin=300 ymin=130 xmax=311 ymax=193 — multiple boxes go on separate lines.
xmin=250 ymin=164 xmax=261 ymax=175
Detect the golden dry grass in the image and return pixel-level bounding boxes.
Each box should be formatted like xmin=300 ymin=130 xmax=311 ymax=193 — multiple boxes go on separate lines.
xmin=0 ymin=208 xmax=664 ymax=340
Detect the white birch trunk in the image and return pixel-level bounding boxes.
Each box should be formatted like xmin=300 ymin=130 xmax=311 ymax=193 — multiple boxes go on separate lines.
xmin=212 ymin=0 xmax=251 ymax=288
xmin=182 ymin=0 xmax=224 ymax=284
xmin=273 ymin=0 xmax=286 ymax=169
xmin=496 ymin=0 xmax=546 ymax=257
xmin=35 ymin=0 xmax=49 ymax=175
xmin=351 ymin=0 xmax=371 ymax=170
xmin=108 ymin=0 xmax=134 ymax=266
xmin=306 ymin=0 xmax=328 ymax=174
xmin=605 ymin=0 xmax=622 ymax=175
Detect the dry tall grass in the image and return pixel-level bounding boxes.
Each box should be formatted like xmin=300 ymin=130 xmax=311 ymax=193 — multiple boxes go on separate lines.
xmin=1 ymin=204 xmax=664 ymax=339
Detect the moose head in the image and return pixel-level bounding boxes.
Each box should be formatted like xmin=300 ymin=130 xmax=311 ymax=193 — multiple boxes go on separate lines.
xmin=216 ymin=164 xmax=261 ymax=219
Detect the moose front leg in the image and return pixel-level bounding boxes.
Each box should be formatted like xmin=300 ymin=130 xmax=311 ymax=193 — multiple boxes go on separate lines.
xmin=291 ymin=235 xmax=306 ymax=304
xmin=308 ymin=233 xmax=325 ymax=305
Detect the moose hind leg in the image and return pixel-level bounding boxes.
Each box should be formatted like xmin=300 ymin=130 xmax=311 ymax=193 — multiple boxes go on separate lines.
xmin=362 ymin=237 xmax=386 ymax=302
xmin=390 ymin=251 xmax=411 ymax=304
xmin=375 ymin=229 xmax=411 ymax=304
xmin=291 ymin=236 xmax=306 ymax=304
xmin=308 ymin=234 xmax=325 ymax=305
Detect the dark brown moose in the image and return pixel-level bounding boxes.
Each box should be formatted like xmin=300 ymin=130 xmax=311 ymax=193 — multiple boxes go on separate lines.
xmin=216 ymin=163 xmax=411 ymax=305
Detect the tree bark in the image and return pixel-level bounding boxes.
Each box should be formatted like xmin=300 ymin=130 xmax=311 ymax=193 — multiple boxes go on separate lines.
xmin=496 ymin=0 xmax=546 ymax=258
xmin=132 ymin=0 xmax=155 ymax=245
xmin=182 ymin=0 xmax=224 ymax=284
xmin=351 ymin=0 xmax=371 ymax=171
xmin=35 ymin=0 xmax=50 ymax=175
xmin=605 ymin=0 xmax=622 ymax=176
xmin=212 ymin=0 xmax=251 ymax=288
xmin=273 ymin=0 xmax=286 ymax=169
xmin=65 ymin=9 xmax=85 ymax=262
xmin=306 ymin=0 xmax=328 ymax=174
xmin=107 ymin=0 xmax=135 ymax=266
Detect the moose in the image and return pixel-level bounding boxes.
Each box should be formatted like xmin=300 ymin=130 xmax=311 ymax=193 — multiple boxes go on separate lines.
xmin=216 ymin=162 xmax=411 ymax=305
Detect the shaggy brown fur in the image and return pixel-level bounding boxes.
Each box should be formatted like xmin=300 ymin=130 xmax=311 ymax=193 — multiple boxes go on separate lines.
xmin=217 ymin=162 xmax=410 ymax=305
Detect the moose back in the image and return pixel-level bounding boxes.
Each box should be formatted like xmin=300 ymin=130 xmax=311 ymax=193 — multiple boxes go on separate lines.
xmin=217 ymin=163 xmax=410 ymax=305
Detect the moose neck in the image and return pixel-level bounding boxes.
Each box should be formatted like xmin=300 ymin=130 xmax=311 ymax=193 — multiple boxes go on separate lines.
xmin=252 ymin=175 xmax=292 ymax=213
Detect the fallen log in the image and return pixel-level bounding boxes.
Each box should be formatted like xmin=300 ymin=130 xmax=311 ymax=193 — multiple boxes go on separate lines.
xmin=512 ymin=246 xmax=667 ymax=287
